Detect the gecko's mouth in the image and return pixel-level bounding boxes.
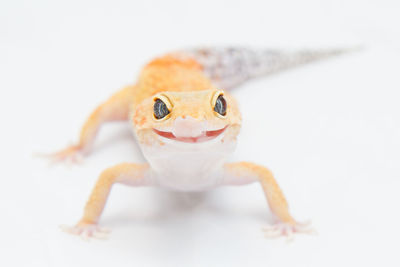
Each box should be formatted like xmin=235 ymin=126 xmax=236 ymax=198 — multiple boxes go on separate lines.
xmin=153 ymin=126 xmax=228 ymax=143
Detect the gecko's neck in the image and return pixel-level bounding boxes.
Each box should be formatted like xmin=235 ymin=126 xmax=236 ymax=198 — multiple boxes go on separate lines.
xmin=139 ymin=133 xmax=236 ymax=191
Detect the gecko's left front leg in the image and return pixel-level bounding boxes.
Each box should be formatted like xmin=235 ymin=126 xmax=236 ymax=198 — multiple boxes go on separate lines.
xmin=223 ymin=162 xmax=313 ymax=239
xmin=62 ymin=163 xmax=152 ymax=239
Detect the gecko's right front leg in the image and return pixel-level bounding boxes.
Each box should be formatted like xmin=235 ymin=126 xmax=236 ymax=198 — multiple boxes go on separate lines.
xmin=62 ymin=163 xmax=152 ymax=239
xmin=48 ymin=85 xmax=136 ymax=163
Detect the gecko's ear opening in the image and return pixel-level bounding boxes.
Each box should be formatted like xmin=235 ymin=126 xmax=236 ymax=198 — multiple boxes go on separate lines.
xmin=153 ymin=94 xmax=172 ymax=121
xmin=211 ymin=90 xmax=227 ymax=118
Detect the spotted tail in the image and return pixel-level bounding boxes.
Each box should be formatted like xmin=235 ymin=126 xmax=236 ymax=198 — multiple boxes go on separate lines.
xmin=174 ymin=47 xmax=358 ymax=89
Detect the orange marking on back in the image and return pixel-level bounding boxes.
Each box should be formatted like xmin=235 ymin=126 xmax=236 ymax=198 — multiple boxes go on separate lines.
xmin=146 ymin=55 xmax=202 ymax=70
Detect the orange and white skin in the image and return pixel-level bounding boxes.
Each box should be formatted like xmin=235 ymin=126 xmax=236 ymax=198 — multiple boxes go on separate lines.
xmin=53 ymin=47 xmax=346 ymax=239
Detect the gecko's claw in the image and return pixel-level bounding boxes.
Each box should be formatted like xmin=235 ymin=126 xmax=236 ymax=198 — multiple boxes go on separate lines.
xmin=263 ymin=221 xmax=316 ymax=241
xmin=60 ymin=223 xmax=110 ymax=240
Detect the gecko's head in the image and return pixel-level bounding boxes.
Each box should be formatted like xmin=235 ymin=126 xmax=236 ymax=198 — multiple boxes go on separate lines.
xmin=132 ymin=90 xmax=242 ymax=146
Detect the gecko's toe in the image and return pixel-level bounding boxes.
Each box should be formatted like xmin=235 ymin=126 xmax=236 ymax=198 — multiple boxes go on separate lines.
xmin=37 ymin=145 xmax=85 ymax=166
xmin=263 ymin=220 xmax=316 ymax=241
xmin=60 ymin=223 xmax=110 ymax=240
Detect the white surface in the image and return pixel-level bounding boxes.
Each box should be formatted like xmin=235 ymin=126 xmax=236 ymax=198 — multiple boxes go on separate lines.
xmin=1 ymin=0 xmax=400 ymax=266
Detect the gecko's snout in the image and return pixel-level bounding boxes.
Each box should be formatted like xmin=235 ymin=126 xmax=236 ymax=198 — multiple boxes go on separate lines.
xmin=152 ymin=115 xmax=228 ymax=143
xmin=172 ymin=116 xmax=207 ymax=138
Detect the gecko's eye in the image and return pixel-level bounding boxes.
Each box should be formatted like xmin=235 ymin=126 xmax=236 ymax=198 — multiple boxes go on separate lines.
xmin=213 ymin=94 xmax=227 ymax=117
xmin=154 ymin=98 xmax=171 ymax=120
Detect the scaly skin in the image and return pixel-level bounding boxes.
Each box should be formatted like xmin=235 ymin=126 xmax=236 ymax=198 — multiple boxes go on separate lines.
xmin=52 ymin=48 xmax=328 ymax=239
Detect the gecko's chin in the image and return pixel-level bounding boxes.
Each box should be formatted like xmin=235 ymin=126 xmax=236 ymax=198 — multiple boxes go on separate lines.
xmin=153 ymin=125 xmax=228 ymax=143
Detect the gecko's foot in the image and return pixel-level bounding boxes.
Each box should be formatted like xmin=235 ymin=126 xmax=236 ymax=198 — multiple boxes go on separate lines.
xmin=263 ymin=221 xmax=316 ymax=241
xmin=60 ymin=222 xmax=110 ymax=240
xmin=37 ymin=145 xmax=85 ymax=165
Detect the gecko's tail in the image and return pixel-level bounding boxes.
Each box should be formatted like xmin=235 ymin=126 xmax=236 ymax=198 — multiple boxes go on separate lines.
xmin=175 ymin=46 xmax=361 ymax=89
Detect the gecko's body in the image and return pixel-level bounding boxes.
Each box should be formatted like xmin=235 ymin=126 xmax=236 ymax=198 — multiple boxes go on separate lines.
xmin=54 ymin=47 xmax=348 ymax=238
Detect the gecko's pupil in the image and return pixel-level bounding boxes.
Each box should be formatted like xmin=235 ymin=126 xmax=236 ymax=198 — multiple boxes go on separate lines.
xmin=214 ymin=95 xmax=227 ymax=116
xmin=154 ymin=99 xmax=170 ymax=119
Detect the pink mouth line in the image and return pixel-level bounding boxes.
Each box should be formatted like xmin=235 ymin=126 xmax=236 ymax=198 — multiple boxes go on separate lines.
xmin=153 ymin=126 xmax=228 ymax=143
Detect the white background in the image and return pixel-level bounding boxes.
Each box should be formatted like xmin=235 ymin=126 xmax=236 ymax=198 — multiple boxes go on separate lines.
xmin=1 ymin=0 xmax=400 ymax=266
